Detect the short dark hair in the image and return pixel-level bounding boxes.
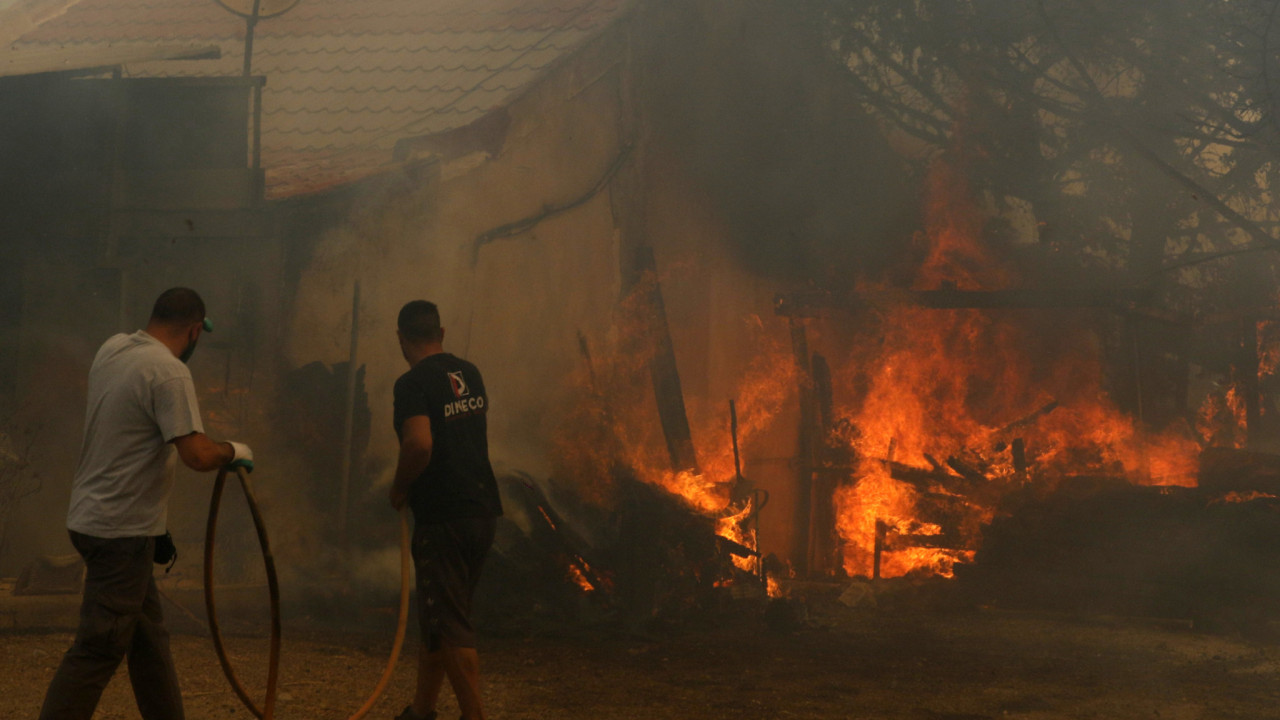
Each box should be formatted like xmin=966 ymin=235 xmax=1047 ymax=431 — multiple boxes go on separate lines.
xmin=398 ymin=300 xmax=443 ymax=343
xmin=150 ymin=287 xmax=205 ymax=327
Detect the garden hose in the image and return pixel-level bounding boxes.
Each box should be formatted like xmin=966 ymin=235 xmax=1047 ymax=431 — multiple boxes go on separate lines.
xmin=204 ymin=466 xmax=412 ymax=720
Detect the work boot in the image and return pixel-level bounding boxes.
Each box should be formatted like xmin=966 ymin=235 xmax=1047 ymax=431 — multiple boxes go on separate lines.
xmin=394 ymin=706 xmax=437 ymax=720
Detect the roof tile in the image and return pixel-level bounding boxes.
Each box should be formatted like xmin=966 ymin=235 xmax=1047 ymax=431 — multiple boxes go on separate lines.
xmin=16 ymin=0 xmax=631 ymax=197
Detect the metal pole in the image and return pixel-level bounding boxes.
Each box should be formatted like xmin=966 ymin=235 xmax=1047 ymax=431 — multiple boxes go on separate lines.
xmin=338 ymin=280 xmax=360 ymax=544
xmin=241 ymin=0 xmax=261 ymax=78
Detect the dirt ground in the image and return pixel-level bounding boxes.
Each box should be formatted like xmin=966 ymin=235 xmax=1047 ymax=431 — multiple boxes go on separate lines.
xmin=6 ymin=594 xmax=1280 ymax=720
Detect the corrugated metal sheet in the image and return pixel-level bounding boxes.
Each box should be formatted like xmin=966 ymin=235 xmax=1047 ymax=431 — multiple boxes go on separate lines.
xmin=15 ymin=0 xmax=633 ymax=198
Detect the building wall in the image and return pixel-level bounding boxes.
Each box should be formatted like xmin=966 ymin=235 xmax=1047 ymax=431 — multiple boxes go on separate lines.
xmin=277 ymin=0 xmax=913 ymax=573
xmin=0 ymin=74 xmax=280 ymax=573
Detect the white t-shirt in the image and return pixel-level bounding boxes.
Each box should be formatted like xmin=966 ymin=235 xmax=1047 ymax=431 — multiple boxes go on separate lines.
xmin=66 ymin=331 xmax=204 ymax=538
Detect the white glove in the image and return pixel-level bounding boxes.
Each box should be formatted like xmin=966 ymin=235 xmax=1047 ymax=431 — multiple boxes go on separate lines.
xmin=227 ymin=441 xmax=254 ymax=473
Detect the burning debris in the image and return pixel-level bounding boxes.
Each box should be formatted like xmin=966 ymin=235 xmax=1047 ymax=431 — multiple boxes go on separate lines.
xmin=483 ymin=471 xmax=769 ymax=629
xmin=775 ymin=160 xmax=1204 ymax=584
xmin=495 ymin=154 xmax=1280 ymax=626
xmin=957 ymin=466 xmax=1280 ymax=628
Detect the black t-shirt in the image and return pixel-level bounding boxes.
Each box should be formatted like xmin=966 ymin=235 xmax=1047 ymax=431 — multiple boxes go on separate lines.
xmin=393 ymin=353 xmax=502 ymax=524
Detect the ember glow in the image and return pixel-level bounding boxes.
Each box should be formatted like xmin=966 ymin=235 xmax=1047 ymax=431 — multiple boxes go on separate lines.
xmin=1211 ymin=490 xmax=1278 ymax=505
xmin=567 ymin=556 xmax=597 ymax=593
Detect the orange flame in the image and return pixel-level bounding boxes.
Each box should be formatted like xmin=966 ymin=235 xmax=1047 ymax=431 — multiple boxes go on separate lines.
xmin=553 ymin=310 xmax=796 ymax=592
xmin=829 ymin=160 xmax=1200 ymax=578
xmin=1210 ymin=490 xmax=1277 ymax=505
xmin=567 ymin=557 xmax=596 ymax=592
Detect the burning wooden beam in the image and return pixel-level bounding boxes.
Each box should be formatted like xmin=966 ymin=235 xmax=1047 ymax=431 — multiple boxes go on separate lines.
xmin=633 ymin=246 xmax=700 ymax=475
xmin=808 ymin=353 xmax=841 ymax=576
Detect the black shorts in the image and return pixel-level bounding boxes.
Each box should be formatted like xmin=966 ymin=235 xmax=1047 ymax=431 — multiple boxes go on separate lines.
xmin=411 ymin=517 xmax=496 ymax=651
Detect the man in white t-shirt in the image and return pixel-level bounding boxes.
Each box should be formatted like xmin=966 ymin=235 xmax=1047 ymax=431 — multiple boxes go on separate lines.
xmin=39 ymin=287 xmax=254 ymax=720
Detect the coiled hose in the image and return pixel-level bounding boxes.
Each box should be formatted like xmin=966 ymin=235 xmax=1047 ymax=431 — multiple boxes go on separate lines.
xmin=204 ymin=467 xmax=412 ymax=720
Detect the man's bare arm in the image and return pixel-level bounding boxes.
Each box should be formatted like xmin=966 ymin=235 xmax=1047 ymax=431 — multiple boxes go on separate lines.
xmin=391 ymin=415 xmax=433 ymax=509
xmin=172 ymin=432 xmax=235 ymax=472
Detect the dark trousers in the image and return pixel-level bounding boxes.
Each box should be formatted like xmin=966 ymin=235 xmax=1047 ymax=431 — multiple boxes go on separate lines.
xmin=412 ymin=518 xmax=496 ymax=651
xmin=38 ymin=531 xmax=184 ymax=720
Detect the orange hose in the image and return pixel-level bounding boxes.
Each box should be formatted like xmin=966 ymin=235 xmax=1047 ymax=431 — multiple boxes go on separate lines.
xmin=348 ymin=508 xmax=412 ymax=720
xmin=205 ymin=467 xmax=412 ymax=720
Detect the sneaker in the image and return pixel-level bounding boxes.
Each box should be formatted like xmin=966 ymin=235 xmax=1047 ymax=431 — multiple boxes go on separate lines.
xmin=394 ymin=707 xmax=437 ymax=720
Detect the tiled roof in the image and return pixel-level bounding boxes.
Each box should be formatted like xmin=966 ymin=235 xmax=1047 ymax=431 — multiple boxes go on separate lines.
xmin=0 ymin=42 xmax=219 ymax=77
xmin=15 ymin=0 xmax=632 ymax=198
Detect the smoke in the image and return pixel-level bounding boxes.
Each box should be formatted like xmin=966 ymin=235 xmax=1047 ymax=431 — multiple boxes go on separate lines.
xmin=640 ymin=0 xmax=916 ymax=285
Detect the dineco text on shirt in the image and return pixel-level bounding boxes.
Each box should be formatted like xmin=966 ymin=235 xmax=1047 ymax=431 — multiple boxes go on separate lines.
xmin=393 ymin=352 xmax=502 ymax=525
xmin=67 ymin=331 xmax=204 ymax=538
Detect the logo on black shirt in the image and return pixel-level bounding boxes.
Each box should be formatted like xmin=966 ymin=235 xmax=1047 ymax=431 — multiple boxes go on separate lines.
xmin=444 ymin=395 xmax=486 ymax=418
xmin=448 ymin=371 xmax=470 ymax=399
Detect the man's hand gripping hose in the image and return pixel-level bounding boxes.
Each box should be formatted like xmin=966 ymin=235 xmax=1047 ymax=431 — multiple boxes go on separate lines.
xmin=227 ymin=441 xmax=255 ymax=473
xmin=204 ymin=466 xmax=412 ymax=720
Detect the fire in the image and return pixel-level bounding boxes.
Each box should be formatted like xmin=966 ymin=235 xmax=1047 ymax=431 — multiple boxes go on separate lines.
xmin=1211 ymin=490 xmax=1278 ymax=505
xmin=566 ymin=556 xmax=596 ymax=592
xmin=638 ymin=340 xmax=795 ymax=587
xmin=537 ymin=506 xmax=558 ymax=531
xmin=556 ymin=158 xmax=1210 ymax=591
xmin=1259 ymin=320 xmax=1280 ymax=379
xmin=1193 ymin=318 xmax=1280 ymax=449
xmin=715 ymin=502 xmax=759 ymax=574
xmin=1197 ymin=378 xmax=1250 ymax=449
xmin=829 ymin=159 xmax=1201 ymax=578
xmin=554 ymin=307 xmax=795 ymax=597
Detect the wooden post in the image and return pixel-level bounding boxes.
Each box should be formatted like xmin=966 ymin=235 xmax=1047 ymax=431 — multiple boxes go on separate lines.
xmin=730 ymin=399 xmax=742 ymax=481
xmin=873 ymin=519 xmax=887 ymax=580
xmin=1012 ymin=438 xmax=1027 ymax=481
xmin=790 ymin=318 xmax=814 ymax=576
xmin=808 ymin=353 xmax=838 ymax=576
xmin=607 ymin=30 xmax=697 ymax=477
xmin=635 ymin=246 xmax=699 ymax=474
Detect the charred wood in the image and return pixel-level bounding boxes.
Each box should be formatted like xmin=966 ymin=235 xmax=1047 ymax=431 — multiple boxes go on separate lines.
xmin=1198 ymin=447 xmax=1280 ymax=494
xmin=812 ymin=353 xmax=835 ymax=434
xmin=956 ymin=478 xmax=1280 ymax=628
xmin=634 ymin=246 xmax=699 ymax=475
xmin=885 ymin=531 xmax=963 ymax=550
xmin=791 ymin=317 xmax=816 ymax=575
xmin=715 ymin=535 xmax=759 ymax=559
xmin=997 ymin=401 xmax=1059 ymax=436
xmin=1011 ymin=438 xmax=1027 ymax=479
xmin=886 ymin=460 xmax=967 ymax=494
xmin=945 ymin=456 xmax=988 ymax=487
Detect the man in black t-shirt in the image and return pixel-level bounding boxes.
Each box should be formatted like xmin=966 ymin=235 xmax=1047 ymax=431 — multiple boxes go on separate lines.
xmin=389 ymin=300 xmax=502 ymax=720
